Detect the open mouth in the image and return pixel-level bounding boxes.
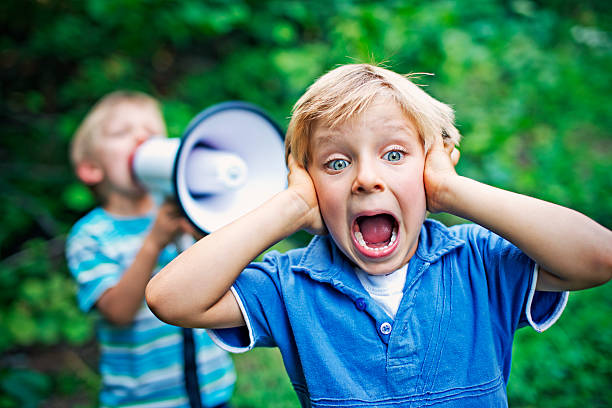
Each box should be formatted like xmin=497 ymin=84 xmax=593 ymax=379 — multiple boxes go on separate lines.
xmin=352 ymin=213 xmax=399 ymax=257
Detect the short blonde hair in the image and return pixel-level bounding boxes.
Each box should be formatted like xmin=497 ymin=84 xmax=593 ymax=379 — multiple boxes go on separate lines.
xmin=70 ymin=90 xmax=163 ymax=168
xmin=285 ymin=64 xmax=461 ymax=167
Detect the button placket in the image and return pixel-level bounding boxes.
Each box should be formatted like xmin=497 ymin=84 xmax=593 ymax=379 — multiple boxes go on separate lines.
xmin=355 ymin=297 xmax=367 ymax=311
xmin=380 ymin=322 xmax=393 ymax=335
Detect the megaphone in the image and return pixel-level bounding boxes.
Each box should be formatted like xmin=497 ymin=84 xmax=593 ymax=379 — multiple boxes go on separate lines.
xmin=131 ymin=101 xmax=288 ymax=235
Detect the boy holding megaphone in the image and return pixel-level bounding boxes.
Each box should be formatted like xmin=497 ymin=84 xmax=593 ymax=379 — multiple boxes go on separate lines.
xmin=65 ymin=91 xmax=236 ymax=408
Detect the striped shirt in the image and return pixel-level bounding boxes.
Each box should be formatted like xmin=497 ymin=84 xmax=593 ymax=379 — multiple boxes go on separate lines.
xmin=66 ymin=207 xmax=235 ymax=408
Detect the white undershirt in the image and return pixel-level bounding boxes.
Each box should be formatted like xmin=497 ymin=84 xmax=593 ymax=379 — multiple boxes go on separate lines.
xmin=355 ymin=264 xmax=408 ymax=319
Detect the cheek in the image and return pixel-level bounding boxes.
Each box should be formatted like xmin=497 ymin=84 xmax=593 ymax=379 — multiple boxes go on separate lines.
xmin=312 ymin=177 xmax=344 ymax=227
xmin=313 ymin=181 xmax=333 ymax=214
xmin=101 ymin=144 xmax=132 ymax=175
xmin=397 ymin=165 xmax=426 ymax=206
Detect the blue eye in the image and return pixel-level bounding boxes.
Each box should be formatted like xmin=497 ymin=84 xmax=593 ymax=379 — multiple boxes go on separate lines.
xmin=383 ymin=150 xmax=404 ymax=162
xmin=327 ymin=159 xmax=349 ymax=171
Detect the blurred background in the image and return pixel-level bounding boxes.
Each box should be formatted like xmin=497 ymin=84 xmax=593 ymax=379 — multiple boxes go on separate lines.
xmin=1 ymin=0 xmax=610 ymax=407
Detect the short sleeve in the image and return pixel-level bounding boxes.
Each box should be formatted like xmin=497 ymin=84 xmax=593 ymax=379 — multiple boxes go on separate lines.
xmin=65 ymin=231 xmax=121 ymax=312
xmin=520 ymin=264 xmax=569 ymax=332
xmin=209 ymin=251 xmax=291 ymax=353
xmin=460 ymin=224 xmax=567 ymax=333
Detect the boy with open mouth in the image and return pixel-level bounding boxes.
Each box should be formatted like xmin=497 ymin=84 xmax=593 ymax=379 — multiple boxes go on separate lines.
xmin=146 ymin=64 xmax=612 ymax=407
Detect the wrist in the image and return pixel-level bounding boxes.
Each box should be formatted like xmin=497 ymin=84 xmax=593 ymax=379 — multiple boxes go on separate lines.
xmin=437 ymin=175 xmax=480 ymax=217
xmin=142 ymin=233 xmax=164 ymax=255
xmin=275 ymin=190 xmax=308 ymax=232
xmin=284 ymin=188 xmax=323 ymax=233
xmin=429 ymin=173 xmax=463 ymax=214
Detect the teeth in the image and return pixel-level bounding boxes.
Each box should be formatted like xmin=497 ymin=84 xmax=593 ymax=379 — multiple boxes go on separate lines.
xmin=355 ymin=227 xmax=398 ymax=251
xmin=355 ymin=231 xmax=366 ymax=246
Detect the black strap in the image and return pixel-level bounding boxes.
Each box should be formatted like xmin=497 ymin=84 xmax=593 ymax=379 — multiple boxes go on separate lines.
xmin=182 ymin=327 xmax=203 ymax=408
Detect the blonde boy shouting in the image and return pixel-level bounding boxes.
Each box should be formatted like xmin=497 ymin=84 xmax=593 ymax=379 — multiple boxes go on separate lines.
xmin=147 ymin=65 xmax=611 ymax=407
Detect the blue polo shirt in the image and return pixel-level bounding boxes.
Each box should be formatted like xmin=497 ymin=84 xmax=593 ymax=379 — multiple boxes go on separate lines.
xmin=210 ymin=219 xmax=568 ymax=407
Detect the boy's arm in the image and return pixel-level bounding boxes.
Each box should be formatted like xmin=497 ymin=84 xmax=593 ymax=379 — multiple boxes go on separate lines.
xmin=146 ymin=156 xmax=324 ymax=329
xmin=425 ymin=138 xmax=612 ymax=292
xmin=96 ymin=202 xmax=186 ymax=325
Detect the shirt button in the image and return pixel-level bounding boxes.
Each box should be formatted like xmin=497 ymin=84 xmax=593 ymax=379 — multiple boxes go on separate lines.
xmin=380 ymin=322 xmax=392 ymax=335
xmin=355 ymin=298 xmax=367 ymax=311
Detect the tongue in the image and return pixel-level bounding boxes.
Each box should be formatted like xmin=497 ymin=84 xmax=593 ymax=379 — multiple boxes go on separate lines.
xmin=359 ymin=214 xmax=394 ymax=245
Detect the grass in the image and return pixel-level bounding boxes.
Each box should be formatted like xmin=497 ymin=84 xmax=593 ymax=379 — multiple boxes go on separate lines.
xmin=230 ymin=347 xmax=299 ymax=407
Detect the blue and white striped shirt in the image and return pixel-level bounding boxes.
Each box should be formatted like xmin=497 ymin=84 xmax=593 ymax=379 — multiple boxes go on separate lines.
xmin=66 ymin=207 xmax=235 ymax=408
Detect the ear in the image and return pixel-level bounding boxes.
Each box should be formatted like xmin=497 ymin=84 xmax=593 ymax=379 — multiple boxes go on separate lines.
xmin=76 ymin=160 xmax=104 ymax=185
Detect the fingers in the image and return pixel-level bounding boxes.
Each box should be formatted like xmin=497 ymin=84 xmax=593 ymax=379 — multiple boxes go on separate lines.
xmin=180 ymin=219 xmax=204 ymax=240
xmin=437 ymin=130 xmax=461 ymax=167
xmin=179 ymin=218 xmax=194 ymax=233
xmin=287 ymin=153 xmax=305 ymax=173
xmin=159 ymin=200 xmax=183 ymax=219
xmin=451 ymin=147 xmax=460 ymax=166
xmin=287 ymin=154 xmax=297 ymax=178
xmin=287 ymin=153 xmax=312 ymax=186
xmin=431 ymin=131 xmax=445 ymax=151
xmin=443 ymin=140 xmax=454 ymax=154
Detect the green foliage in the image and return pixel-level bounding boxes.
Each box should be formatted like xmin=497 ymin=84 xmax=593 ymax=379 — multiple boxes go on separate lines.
xmin=509 ymin=284 xmax=612 ymax=407
xmin=1 ymin=0 xmax=610 ymax=406
xmin=0 ymin=237 xmax=93 ymax=406
xmin=0 ymin=369 xmax=51 ymax=408
xmin=231 ymin=348 xmax=299 ymax=407
xmin=0 ymin=239 xmax=93 ymax=353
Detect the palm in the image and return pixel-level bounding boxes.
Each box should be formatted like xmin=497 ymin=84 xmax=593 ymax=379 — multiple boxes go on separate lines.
xmin=287 ymin=156 xmax=327 ymax=235
xmin=424 ymin=138 xmax=460 ymax=214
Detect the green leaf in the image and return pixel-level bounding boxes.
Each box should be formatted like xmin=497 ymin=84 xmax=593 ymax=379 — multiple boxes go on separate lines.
xmin=0 ymin=369 xmax=51 ymax=408
xmin=62 ymin=183 xmax=95 ymax=212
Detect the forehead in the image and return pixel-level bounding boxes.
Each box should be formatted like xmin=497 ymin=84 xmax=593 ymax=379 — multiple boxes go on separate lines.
xmin=102 ymin=101 xmax=162 ymax=127
xmin=310 ymin=99 xmax=419 ymax=149
xmin=106 ymin=100 xmax=159 ymax=118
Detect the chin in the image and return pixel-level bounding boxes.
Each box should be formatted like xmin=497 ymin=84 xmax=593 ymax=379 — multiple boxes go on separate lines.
xmin=349 ymin=249 xmax=407 ymax=275
xmin=124 ymin=186 xmax=149 ymax=200
xmin=357 ymin=260 xmax=404 ymax=276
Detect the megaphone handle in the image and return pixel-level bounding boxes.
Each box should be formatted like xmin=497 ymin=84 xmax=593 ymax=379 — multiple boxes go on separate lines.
xmin=174 ymin=233 xmax=195 ymax=254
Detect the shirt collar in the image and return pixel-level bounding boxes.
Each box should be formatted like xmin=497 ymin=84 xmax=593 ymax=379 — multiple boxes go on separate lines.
xmin=294 ymin=219 xmax=466 ymax=281
xmin=414 ymin=218 xmax=466 ymax=263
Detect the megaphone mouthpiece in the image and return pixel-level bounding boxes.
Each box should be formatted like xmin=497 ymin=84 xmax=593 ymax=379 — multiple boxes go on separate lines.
xmin=132 ymin=137 xmax=180 ymax=195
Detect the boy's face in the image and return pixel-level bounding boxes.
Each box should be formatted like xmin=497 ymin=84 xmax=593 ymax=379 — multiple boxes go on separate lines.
xmin=308 ymin=97 xmax=427 ymax=275
xmin=94 ymin=101 xmax=165 ymax=198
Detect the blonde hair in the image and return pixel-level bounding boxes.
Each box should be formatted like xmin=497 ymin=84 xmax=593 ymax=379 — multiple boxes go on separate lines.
xmin=285 ymin=64 xmax=461 ymax=167
xmin=70 ymin=90 xmax=163 ymax=168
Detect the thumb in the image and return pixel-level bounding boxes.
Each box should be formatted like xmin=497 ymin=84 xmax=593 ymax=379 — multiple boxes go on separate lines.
xmin=428 ymin=132 xmax=446 ymax=157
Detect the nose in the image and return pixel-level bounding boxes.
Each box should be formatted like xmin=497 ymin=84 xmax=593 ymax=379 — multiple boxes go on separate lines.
xmin=351 ymin=159 xmax=384 ymax=194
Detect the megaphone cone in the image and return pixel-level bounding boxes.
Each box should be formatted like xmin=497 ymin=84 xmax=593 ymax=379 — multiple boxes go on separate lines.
xmin=132 ymin=101 xmax=287 ymax=235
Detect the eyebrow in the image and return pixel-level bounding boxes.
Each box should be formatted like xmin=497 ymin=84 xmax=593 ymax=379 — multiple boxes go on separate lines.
xmin=378 ymin=120 xmax=418 ymax=134
xmin=312 ymin=129 xmax=341 ymax=145
xmin=314 ymin=120 xmax=417 ymax=143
